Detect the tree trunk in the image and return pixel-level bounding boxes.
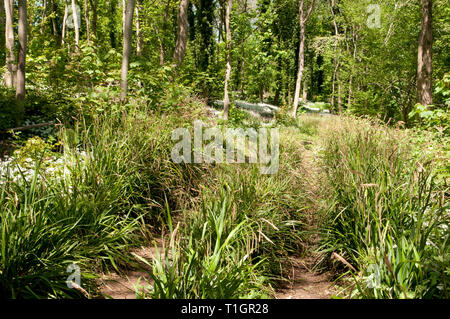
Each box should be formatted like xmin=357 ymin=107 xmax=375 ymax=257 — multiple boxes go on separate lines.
xmin=292 ymin=0 xmax=314 ymax=117
xmin=173 ymin=0 xmax=189 ymax=67
xmin=62 ymin=0 xmax=68 ymax=44
xmin=292 ymin=26 xmax=305 ymax=116
xmin=159 ymin=0 xmax=170 ymax=65
xmin=135 ymin=0 xmax=143 ymax=56
xmin=40 ymin=0 xmax=47 ymax=34
xmin=71 ymin=0 xmax=80 ymax=51
xmin=417 ymin=0 xmax=433 ymax=106
xmin=50 ymin=0 xmax=58 ymax=38
xmin=4 ymin=0 xmax=16 ymax=88
xmin=89 ymin=0 xmax=98 ymax=39
xmin=223 ymin=0 xmax=232 ymax=120
xmin=15 ymin=0 xmax=27 ymax=123
xmin=109 ymin=0 xmax=116 ymax=48
xmin=120 ymin=0 xmax=135 ymax=102
xmin=84 ymin=0 xmax=90 ymax=43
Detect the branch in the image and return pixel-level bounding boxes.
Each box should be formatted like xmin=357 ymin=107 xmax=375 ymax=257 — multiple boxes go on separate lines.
xmin=303 ymin=0 xmax=315 ymax=24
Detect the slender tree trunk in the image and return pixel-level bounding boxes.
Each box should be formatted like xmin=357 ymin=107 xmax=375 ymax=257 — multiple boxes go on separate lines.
xmin=223 ymin=0 xmax=232 ymax=120
xmin=50 ymin=0 xmax=58 ymax=37
xmin=122 ymin=0 xmax=126 ymax=32
xmin=62 ymin=0 xmax=68 ymax=44
xmin=71 ymin=0 xmax=80 ymax=51
xmin=120 ymin=0 xmax=135 ymax=102
xmin=159 ymin=0 xmax=170 ymax=65
xmin=417 ymin=0 xmax=433 ymax=106
xmin=292 ymin=0 xmax=314 ymax=117
xmin=4 ymin=0 xmax=16 ymax=88
xmin=15 ymin=0 xmax=27 ymax=123
xmin=41 ymin=0 xmax=47 ymax=34
xmin=84 ymin=0 xmax=90 ymax=43
xmin=89 ymin=0 xmax=98 ymax=39
xmin=173 ymin=0 xmax=189 ymax=67
xmin=109 ymin=0 xmax=116 ymax=48
xmin=135 ymin=0 xmax=143 ymax=56
xmin=330 ymin=0 xmax=341 ymax=112
xmin=0 ymin=0 xmax=4 ymax=57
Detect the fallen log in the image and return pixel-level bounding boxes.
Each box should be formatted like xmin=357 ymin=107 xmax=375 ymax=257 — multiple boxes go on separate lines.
xmin=1 ymin=121 xmax=55 ymax=133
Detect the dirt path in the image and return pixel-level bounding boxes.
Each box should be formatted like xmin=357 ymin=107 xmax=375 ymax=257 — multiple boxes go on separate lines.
xmin=275 ymin=256 xmax=336 ymax=299
xmin=276 ymin=120 xmax=339 ymax=299
xmin=98 ymin=246 xmax=159 ymax=299
xmin=98 ymin=115 xmax=339 ymax=299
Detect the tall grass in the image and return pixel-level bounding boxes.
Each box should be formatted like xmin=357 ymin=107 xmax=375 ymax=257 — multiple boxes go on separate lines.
xmin=319 ymin=117 xmax=449 ymax=298
xmin=0 ymin=105 xmax=201 ymax=298
xmin=139 ymin=144 xmax=310 ymax=299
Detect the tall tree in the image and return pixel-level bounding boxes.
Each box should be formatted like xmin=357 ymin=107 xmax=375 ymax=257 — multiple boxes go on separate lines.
xmin=62 ymin=0 xmax=69 ymax=44
xmin=120 ymin=0 xmax=135 ymax=101
xmin=135 ymin=0 xmax=143 ymax=56
xmin=223 ymin=0 xmax=232 ymax=120
xmin=330 ymin=0 xmax=342 ymax=113
xmin=292 ymin=0 xmax=314 ymax=117
xmin=4 ymin=0 xmax=16 ymax=88
xmin=15 ymin=0 xmax=27 ymax=123
xmin=88 ymin=0 xmax=98 ymax=39
xmin=71 ymin=0 xmax=80 ymax=51
xmin=173 ymin=0 xmax=189 ymax=67
xmin=417 ymin=0 xmax=433 ymax=106
xmin=84 ymin=0 xmax=91 ymax=43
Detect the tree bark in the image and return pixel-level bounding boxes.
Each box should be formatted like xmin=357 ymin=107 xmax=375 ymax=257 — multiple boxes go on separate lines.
xmin=223 ymin=0 xmax=232 ymax=120
xmin=417 ymin=0 xmax=433 ymax=106
xmin=50 ymin=0 xmax=58 ymax=38
xmin=120 ymin=0 xmax=135 ymax=102
xmin=15 ymin=0 xmax=27 ymax=123
xmin=173 ymin=0 xmax=189 ymax=67
xmin=135 ymin=0 xmax=143 ymax=56
xmin=330 ymin=0 xmax=341 ymax=113
xmin=4 ymin=0 xmax=16 ymax=88
xmin=62 ymin=0 xmax=68 ymax=44
xmin=40 ymin=0 xmax=47 ymax=34
xmin=84 ymin=0 xmax=91 ymax=43
xmin=71 ymin=0 xmax=80 ymax=51
xmin=292 ymin=0 xmax=314 ymax=117
xmin=89 ymin=0 xmax=98 ymax=39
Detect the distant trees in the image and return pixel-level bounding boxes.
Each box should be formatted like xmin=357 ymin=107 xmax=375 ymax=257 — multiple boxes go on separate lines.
xmin=1 ymin=0 xmax=448 ymax=125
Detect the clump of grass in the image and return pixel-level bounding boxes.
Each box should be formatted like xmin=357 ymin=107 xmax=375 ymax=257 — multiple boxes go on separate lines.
xmin=0 ymin=104 xmax=203 ymax=298
xmin=318 ymin=116 xmax=449 ymax=298
xmin=139 ymin=155 xmax=309 ymax=299
xmin=139 ymin=195 xmax=270 ymax=299
xmin=298 ymin=115 xmax=321 ymax=136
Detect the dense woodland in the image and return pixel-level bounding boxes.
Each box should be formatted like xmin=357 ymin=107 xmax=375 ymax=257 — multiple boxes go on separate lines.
xmin=0 ymin=0 xmax=448 ymax=299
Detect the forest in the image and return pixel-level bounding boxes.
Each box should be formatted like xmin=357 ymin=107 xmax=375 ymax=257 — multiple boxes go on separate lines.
xmin=0 ymin=0 xmax=448 ymax=299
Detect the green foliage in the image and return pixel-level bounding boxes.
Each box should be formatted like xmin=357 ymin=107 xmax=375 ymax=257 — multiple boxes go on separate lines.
xmin=319 ymin=117 xmax=449 ymax=299
xmin=0 ymin=103 xmax=203 ymax=298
